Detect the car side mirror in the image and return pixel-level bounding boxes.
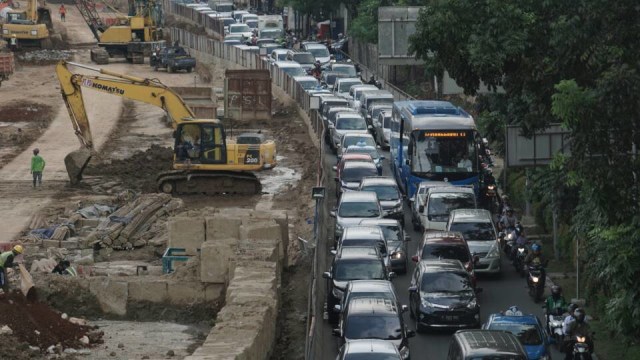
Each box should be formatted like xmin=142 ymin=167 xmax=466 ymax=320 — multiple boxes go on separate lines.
xmin=411 ymin=255 xmax=418 ymax=262
xmin=418 ymin=205 xmax=424 ymax=213
xmin=406 ymin=329 xmax=416 ymax=338
xmin=408 ymin=285 xmax=418 ymax=293
xmin=388 ymin=272 xmax=396 ymax=279
xmin=332 ymin=165 xmax=337 ymax=171
xmin=333 ymin=304 xmax=342 ymax=313
xmin=475 ymin=287 xmax=483 ymax=294
xmin=322 ymin=271 xmax=331 ymax=279
xmin=401 ymin=304 xmax=408 ymax=313
xmin=330 ymin=210 xmax=336 ymax=218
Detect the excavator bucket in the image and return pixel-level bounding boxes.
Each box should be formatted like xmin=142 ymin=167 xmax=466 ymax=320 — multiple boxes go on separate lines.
xmin=64 ymin=149 xmax=92 ymax=185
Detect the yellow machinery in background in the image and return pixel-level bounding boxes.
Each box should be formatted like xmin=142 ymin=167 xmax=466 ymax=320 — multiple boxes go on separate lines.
xmin=56 ymin=60 xmax=277 ymax=195
xmin=75 ymin=0 xmax=164 ymax=64
xmin=2 ymin=0 xmax=53 ymax=48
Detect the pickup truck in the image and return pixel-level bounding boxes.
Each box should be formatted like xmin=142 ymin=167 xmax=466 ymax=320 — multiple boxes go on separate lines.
xmin=0 ymin=52 xmax=14 ymax=87
xmin=150 ymin=46 xmax=196 ymax=73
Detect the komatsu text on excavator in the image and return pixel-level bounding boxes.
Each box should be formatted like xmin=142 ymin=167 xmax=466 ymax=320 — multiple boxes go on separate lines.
xmin=56 ymin=61 xmax=277 ymax=195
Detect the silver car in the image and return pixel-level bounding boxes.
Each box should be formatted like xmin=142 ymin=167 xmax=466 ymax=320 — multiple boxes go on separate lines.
xmin=446 ymin=209 xmax=501 ymax=274
xmin=329 ymin=113 xmax=370 ymax=150
xmin=331 ymin=191 xmax=384 ymax=242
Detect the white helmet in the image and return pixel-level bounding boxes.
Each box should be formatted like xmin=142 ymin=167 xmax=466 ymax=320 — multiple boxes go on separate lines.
xmin=504 ymin=306 xmax=523 ymax=316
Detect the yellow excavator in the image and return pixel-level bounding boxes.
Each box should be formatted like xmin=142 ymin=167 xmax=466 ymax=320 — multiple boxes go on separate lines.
xmin=2 ymin=0 xmax=52 ymax=48
xmin=56 ymin=60 xmax=277 ymax=195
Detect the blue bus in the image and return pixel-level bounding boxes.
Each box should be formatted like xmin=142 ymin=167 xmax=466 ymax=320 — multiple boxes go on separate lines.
xmin=390 ymin=100 xmax=482 ymax=198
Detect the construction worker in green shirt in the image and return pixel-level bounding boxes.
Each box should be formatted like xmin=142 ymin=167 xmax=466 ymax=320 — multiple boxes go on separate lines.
xmin=0 ymin=245 xmax=23 ymax=292
xmin=31 ymin=148 xmax=45 ymax=187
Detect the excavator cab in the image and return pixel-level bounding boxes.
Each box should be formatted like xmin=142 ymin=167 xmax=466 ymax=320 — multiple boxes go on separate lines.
xmin=174 ymin=122 xmax=227 ymax=165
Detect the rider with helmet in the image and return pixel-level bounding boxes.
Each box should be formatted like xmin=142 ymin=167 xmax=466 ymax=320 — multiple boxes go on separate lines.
xmin=524 ymin=242 xmax=547 ymax=287
xmin=564 ymin=308 xmax=594 ymax=359
xmin=311 ymin=60 xmax=322 ymax=79
xmin=499 ymin=207 xmax=517 ymax=231
xmin=0 ymin=245 xmax=24 ymax=292
xmin=545 ymin=285 xmax=569 ymax=316
xmin=503 ymin=305 xmax=523 ymax=316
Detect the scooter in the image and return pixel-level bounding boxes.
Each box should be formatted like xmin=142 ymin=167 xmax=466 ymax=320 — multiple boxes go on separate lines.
xmin=545 ymin=311 xmax=567 ymax=351
xmin=526 ymin=264 xmax=545 ymax=302
xmin=570 ymin=334 xmax=593 ymax=360
xmin=513 ymin=244 xmax=528 ymax=276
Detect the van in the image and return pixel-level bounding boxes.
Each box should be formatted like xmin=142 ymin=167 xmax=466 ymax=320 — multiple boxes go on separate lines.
xmin=420 ymin=186 xmax=477 ymax=231
xmin=359 ymin=90 xmax=394 ymax=125
xmin=447 ymin=330 xmax=527 ymax=360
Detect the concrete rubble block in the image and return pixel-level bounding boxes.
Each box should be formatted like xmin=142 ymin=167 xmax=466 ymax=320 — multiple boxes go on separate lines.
xmin=239 ymin=221 xmax=282 ymax=249
xmin=77 ymin=218 xmax=101 ymax=228
xmin=200 ymin=242 xmax=233 ymax=284
xmin=204 ymin=284 xmax=224 ymax=302
xmin=168 ymin=217 xmax=205 ymax=256
xmin=89 ymin=278 xmax=128 ymax=316
xmin=42 ymin=240 xmax=61 ymax=248
xmin=167 ymin=281 xmax=205 ymax=304
xmin=128 ymin=280 xmax=168 ymax=303
xmin=59 ymin=239 xmax=79 ymax=249
xmin=205 ymin=216 xmax=242 ymax=242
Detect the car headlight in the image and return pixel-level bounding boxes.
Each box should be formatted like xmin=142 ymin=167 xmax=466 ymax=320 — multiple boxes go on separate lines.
xmin=30 ymin=30 xmax=37 ymax=36
xmin=467 ymin=298 xmax=477 ymax=309
xmin=420 ymin=297 xmax=433 ymax=309
xmin=399 ymin=346 xmax=410 ymax=360
xmin=487 ymin=243 xmax=500 ymax=258
xmin=332 ymin=287 xmax=343 ymax=299
xmin=391 ymin=251 xmax=403 ymax=260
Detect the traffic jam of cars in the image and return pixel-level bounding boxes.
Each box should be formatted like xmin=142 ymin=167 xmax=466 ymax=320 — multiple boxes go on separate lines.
xmin=313 ymin=76 xmax=591 ymax=359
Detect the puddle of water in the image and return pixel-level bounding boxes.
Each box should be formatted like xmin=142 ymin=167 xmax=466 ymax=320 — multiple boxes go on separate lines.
xmin=257 ymin=156 xmax=302 ymax=194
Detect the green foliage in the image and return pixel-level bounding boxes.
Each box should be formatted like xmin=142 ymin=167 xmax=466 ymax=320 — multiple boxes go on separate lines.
xmin=585 ymin=219 xmax=640 ymax=338
xmin=349 ymin=0 xmax=383 ymax=43
xmin=281 ymin=0 xmax=340 ymax=19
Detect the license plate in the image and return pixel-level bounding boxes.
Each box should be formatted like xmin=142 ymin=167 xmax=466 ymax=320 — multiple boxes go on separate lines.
xmin=445 ymin=315 xmax=459 ymax=321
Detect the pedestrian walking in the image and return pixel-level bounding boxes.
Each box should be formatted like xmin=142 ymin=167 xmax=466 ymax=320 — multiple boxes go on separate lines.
xmin=30 ymin=148 xmax=45 ymax=188
xmin=59 ymin=4 xmax=66 ymax=22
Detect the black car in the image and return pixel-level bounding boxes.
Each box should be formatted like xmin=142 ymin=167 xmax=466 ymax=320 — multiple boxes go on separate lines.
xmin=357 ymin=177 xmax=404 ymax=225
xmin=334 ymin=297 xmax=415 ymax=360
xmin=334 ymin=226 xmax=389 ymax=267
xmin=360 ymin=219 xmax=410 ymax=274
xmin=323 ymin=246 xmax=393 ymax=323
xmin=409 ymin=259 xmax=482 ymax=332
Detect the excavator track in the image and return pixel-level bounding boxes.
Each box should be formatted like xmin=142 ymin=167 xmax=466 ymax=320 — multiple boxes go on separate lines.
xmin=157 ymin=170 xmax=262 ymax=195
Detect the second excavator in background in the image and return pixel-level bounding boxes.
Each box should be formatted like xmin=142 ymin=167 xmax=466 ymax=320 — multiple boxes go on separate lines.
xmin=1 ymin=0 xmax=52 ymax=49
xmin=56 ymin=60 xmax=277 ymax=195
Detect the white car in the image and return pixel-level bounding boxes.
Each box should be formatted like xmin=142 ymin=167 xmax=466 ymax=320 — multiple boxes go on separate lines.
xmin=419 ymin=186 xmax=477 ymax=231
xmin=227 ymin=23 xmax=252 ymax=39
xmin=274 ymin=61 xmax=307 ymax=77
xmin=349 ymin=85 xmax=378 ymax=110
xmin=303 ymin=43 xmax=331 ymax=64
xmin=333 ymin=78 xmax=363 ymax=99
xmin=269 ymin=48 xmax=289 ymax=63
xmin=293 ymin=76 xmax=320 ymax=92
xmin=329 ymin=113 xmax=370 ymax=150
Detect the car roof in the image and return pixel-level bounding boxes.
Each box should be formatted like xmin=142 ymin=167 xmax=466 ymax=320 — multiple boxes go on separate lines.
xmin=343 ymin=226 xmax=384 ymax=240
xmin=336 ymin=113 xmax=365 ymax=119
xmin=418 ymin=181 xmax=452 ymax=189
xmin=329 ymin=107 xmax=356 ymax=114
xmin=345 ymin=145 xmax=377 ymax=152
xmin=347 ymin=297 xmax=398 ymax=316
xmin=347 ymin=280 xmax=394 ymax=292
xmin=417 ymin=259 xmax=467 ymax=273
xmin=342 ymin=133 xmax=374 ymax=139
xmin=229 ymin=23 xmax=249 ymax=27
xmin=293 ymin=76 xmax=318 ymax=82
xmin=274 ymin=61 xmax=302 ymax=67
xmin=361 ymin=90 xmax=394 ymax=99
xmin=341 ymin=154 xmax=374 ymax=162
xmin=344 ymin=339 xmax=399 ymax=355
xmin=488 ymin=313 xmax=539 ymax=325
xmin=429 ymin=186 xmax=475 ymax=194
xmin=359 ymin=218 xmax=401 ymax=228
xmin=454 ymin=330 xmax=527 ymax=355
xmin=336 ymin=77 xmax=362 ymax=83
xmin=421 ymin=231 xmax=466 ymax=244
xmin=340 ymin=191 xmax=379 ymax=202
xmin=343 ymin=161 xmax=377 ymax=170
xmin=450 ymin=209 xmax=493 ymax=222
xmin=272 ymin=48 xmax=289 ymax=54
xmin=304 ymin=43 xmax=327 ymax=49
xmin=359 ymin=177 xmax=397 ymax=187
xmin=337 ymin=246 xmax=382 ymax=259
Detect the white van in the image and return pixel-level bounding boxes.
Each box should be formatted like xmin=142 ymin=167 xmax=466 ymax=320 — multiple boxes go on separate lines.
xmin=420 ymin=186 xmax=477 ymax=231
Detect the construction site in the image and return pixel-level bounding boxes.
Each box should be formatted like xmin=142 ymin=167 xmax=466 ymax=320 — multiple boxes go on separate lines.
xmin=0 ymin=0 xmax=315 ymax=358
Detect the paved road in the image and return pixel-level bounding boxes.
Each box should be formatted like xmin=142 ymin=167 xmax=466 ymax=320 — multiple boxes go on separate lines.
xmin=317 ymin=145 xmax=564 ymax=360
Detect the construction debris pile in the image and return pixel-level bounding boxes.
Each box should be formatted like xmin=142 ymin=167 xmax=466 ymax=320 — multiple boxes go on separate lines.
xmin=0 ymin=292 xmax=102 ymax=355
xmin=17 ymin=50 xmax=75 ymax=63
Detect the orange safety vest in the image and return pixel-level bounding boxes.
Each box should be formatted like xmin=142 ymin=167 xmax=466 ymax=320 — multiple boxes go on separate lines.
xmin=59 ymin=6 xmax=66 ymax=14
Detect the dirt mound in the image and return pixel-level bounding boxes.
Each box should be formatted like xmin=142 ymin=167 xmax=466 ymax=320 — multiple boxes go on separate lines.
xmin=0 ymin=102 xmax=54 ymax=169
xmin=17 ymin=50 xmax=75 ymax=64
xmin=84 ymin=145 xmax=174 ymax=192
xmin=0 ymin=291 xmax=102 ymax=352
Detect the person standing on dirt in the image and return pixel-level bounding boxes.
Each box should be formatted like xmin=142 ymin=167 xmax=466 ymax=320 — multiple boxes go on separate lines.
xmin=59 ymin=4 xmax=66 ymax=22
xmin=0 ymin=245 xmax=23 ymax=292
xmin=31 ymin=148 xmax=45 ymax=188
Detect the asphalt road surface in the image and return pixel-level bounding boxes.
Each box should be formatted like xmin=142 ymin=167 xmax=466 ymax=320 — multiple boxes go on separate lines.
xmin=318 ymin=145 xmax=564 ymax=360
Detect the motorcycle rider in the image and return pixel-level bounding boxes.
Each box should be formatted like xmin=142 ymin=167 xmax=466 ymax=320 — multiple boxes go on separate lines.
xmin=367 ymin=75 xmax=377 ymax=86
xmin=524 ymin=243 xmax=547 ymax=288
xmin=509 ymin=223 xmax=527 ymax=258
xmin=499 ymin=207 xmax=517 ymax=231
xmin=562 ymin=303 xmax=579 ymax=336
xmin=564 ymin=308 xmax=594 ymax=359
xmin=311 ymin=60 xmax=322 ymax=79
xmin=545 ymin=285 xmax=569 ymax=316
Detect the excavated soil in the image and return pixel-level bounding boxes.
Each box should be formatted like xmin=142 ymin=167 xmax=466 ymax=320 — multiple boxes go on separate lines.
xmin=0 ymin=102 xmax=54 ymax=169
xmin=0 ymin=291 xmax=102 ymax=352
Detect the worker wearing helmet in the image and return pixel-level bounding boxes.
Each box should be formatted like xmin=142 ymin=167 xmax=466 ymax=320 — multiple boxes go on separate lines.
xmin=9 ymin=34 xmax=18 ymax=52
xmin=0 ymin=245 xmax=24 ymax=291
xmin=31 ymin=148 xmax=45 ymax=187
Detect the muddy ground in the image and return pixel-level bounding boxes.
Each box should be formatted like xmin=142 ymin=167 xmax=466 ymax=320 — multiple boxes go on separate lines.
xmin=0 ymin=102 xmax=54 ymax=169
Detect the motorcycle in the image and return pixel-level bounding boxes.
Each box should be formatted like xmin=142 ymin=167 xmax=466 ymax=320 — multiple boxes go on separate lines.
xmin=503 ymin=230 xmax=515 ymax=255
xmin=526 ymin=264 xmax=545 ymax=302
xmin=545 ymin=311 xmax=567 ymax=351
xmin=512 ymin=243 xmax=528 ymax=276
xmin=570 ymin=334 xmax=593 ymax=360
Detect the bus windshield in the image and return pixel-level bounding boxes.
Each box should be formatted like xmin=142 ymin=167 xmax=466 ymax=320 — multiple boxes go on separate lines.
xmin=411 ymin=130 xmax=478 ymax=175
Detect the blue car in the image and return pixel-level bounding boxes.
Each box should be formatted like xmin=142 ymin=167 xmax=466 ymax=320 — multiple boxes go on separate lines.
xmin=483 ymin=311 xmax=554 ymax=360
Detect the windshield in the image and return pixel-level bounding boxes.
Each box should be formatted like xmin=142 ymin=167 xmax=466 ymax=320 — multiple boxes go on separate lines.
xmin=308 ymin=47 xmax=330 ymax=58
xmin=338 ymin=201 xmax=380 ymax=218
xmin=379 ymin=225 xmax=402 ymax=242
xmin=411 ymin=130 xmax=478 ymax=175
xmin=297 ymin=80 xmax=319 ymax=90
xmin=428 ymin=193 xmax=476 ymax=219
xmin=383 ymin=116 xmax=392 ymax=129
xmin=421 ymin=271 xmax=472 ymax=293
xmin=245 ymin=20 xmax=258 ymax=28
xmin=230 ymin=24 xmax=250 ymax=33
xmin=366 ymin=98 xmax=393 ymax=109
xmin=343 ymin=136 xmax=375 ymax=148
xmin=342 ymin=166 xmax=378 ymax=182
xmin=337 ymin=117 xmax=367 ymax=130
xmin=421 ymin=244 xmax=470 ymax=263
xmin=342 ymin=239 xmax=387 ymax=255
xmin=345 ymin=147 xmax=381 ymax=160
xmin=339 ymin=81 xmax=362 ymax=93
xmin=334 ymin=259 xmax=385 ymax=281
xmin=345 ymin=315 xmax=402 ymax=340
xmin=372 ymin=107 xmax=391 ymax=120
xmin=223 ymin=18 xmax=235 ymax=26
xmin=281 ymin=67 xmax=306 ymax=76
xmin=487 ymin=323 xmax=543 ymax=346
xmin=261 ymin=29 xmax=281 ymax=38
xmin=292 ymin=53 xmax=315 ymax=64
xmin=449 ymin=222 xmax=496 ymax=241
xmin=361 ymin=185 xmax=400 ymax=201
xmin=333 ymin=66 xmax=357 ymax=77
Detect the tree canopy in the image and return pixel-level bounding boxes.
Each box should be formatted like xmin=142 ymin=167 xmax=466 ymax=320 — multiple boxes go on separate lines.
xmin=410 ymin=0 xmax=640 ymax=339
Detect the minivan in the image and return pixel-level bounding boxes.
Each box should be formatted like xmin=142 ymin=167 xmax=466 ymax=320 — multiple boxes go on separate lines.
xmin=420 ymin=186 xmax=477 ymax=231
xmin=447 ymin=330 xmax=527 ymax=360
xmin=447 ymin=209 xmax=501 ymax=274
xmin=359 ymin=90 xmax=394 ymax=125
